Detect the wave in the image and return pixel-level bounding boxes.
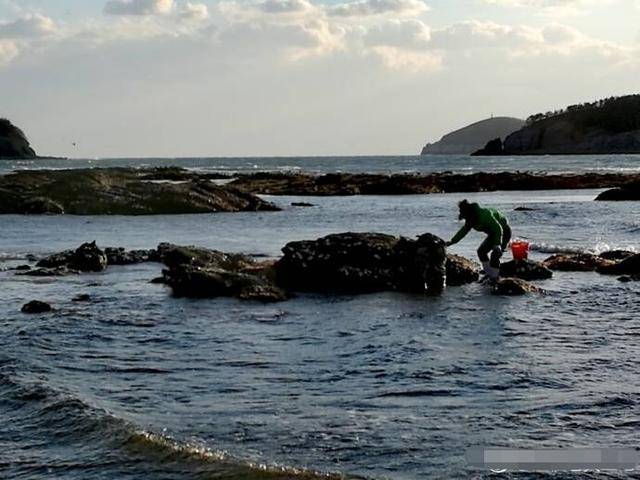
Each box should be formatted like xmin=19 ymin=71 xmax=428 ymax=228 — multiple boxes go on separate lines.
xmin=0 ymin=366 xmax=352 ymax=480
xmin=529 ymin=242 xmax=637 ymax=255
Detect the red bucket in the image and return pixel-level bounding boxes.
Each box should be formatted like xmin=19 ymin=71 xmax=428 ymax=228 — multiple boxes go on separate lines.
xmin=511 ymin=240 xmax=530 ymax=261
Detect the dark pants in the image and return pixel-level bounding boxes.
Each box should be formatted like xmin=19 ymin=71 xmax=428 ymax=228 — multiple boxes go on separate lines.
xmin=477 ymin=224 xmax=512 ymax=266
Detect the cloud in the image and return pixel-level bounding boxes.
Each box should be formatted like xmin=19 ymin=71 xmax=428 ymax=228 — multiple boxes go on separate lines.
xmin=328 ymin=0 xmax=429 ymax=17
xmin=0 ymin=14 xmax=57 ymax=38
xmin=0 ymin=39 xmax=18 ymax=64
xmin=178 ymin=2 xmax=209 ymax=21
xmin=104 ymin=0 xmax=174 ymax=16
xmin=482 ymin=0 xmax=613 ymax=16
xmin=363 ymin=19 xmax=431 ymax=49
xmin=258 ymin=0 xmax=316 ymax=14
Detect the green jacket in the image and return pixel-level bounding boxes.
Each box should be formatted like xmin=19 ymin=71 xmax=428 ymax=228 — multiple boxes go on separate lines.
xmin=450 ymin=204 xmax=508 ymax=246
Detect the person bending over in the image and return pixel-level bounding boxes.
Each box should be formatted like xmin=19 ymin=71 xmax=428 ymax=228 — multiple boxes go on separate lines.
xmin=446 ymin=200 xmax=512 ymax=281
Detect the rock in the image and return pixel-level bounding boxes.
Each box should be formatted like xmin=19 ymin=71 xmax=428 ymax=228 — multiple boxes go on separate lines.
xmin=542 ymin=253 xmax=616 ymax=272
xmin=618 ymin=275 xmax=640 ymax=283
xmin=37 ymin=241 xmax=107 ymax=272
xmin=275 ymin=232 xmax=447 ymax=295
xmin=21 ymin=300 xmax=52 ymax=314
xmin=446 ymin=254 xmax=480 ymax=286
xmin=14 ymin=265 xmax=31 ymax=271
xmin=471 ymin=137 xmax=505 ymax=156
xmin=500 ymin=259 xmax=553 ymax=280
xmin=163 ymin=265 xmax=288 ymax=302
xmin=0 ymin=119 xmax=36 ymax=159
xmin=599 ymin=250 xmax=636 ymax=261
xmin=72 ymin=294 xmax=92 ymax=302
xmin=20 ymin=197 xmax=65 ymax=214
xmin=597 ymin=253 xmax=640 ymax=275
xmin=514 ymin=206 xmax=536 ymax=211
xmin=596 ymin=181 xmax=640 ymax=201
xmin=105 ymin=247 xmax=159 ymax=265
xmin=291 ymin=202 xmax=315 ymax=207
xmin=150 ymin=276 xmax=166 ymax=284
xmin=157 ymin=243 xmax=253 ymax=270
xmin=491 ymin=278 xmax=542 ymax=295
xmin=0 ymin=168 xmax=279 ymax=215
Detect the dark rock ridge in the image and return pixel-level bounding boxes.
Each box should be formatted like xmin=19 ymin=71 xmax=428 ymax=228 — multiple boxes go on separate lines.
xmin=0 ymin=119 xmax=36 ymax=159
xmin=542 ymin=253 xmax=617 ymax=272
xmin=421 ymin=117 xmax=524 ymax=155
xmin=474 ymin=94 xmax=640 ymax=155
xmin=0 ymin=168 xmax=279 ymax=215
xmin=597 ymin=253 xmax=640 ymax=276
xmin=596 ymin=180 xmax=640 ymax=201
xmin=228 ymin=171 xmax=640 ymax=197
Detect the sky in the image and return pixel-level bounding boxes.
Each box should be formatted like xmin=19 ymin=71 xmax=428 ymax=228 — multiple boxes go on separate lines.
xmin=1 ymin=0 xmax=639 ymax=158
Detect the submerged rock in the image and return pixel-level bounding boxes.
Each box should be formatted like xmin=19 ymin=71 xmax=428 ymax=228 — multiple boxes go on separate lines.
xmin=21 ymin=300 xmax=52 ymax=314
xmin=37 ymin=241 xmax=107 ymax=272
xmin=599 ymin=250 xmax=636 ymax=261
xmin=542 ymin=253 xmax=616 ymax=272
xmin=500 ymin=259 xmax=553 ymax=280
xmin=491 ymin=278 xmax=542 ymax=296
xmin=19 ymin=266 xmax=79 ymax=276
xmin=618 ymin=274 xmax=640 ymax=283
xmin=275 ymin=232 xmax=448 ymax=295
xmin=157 ymin=243 xmax=254 ymax=271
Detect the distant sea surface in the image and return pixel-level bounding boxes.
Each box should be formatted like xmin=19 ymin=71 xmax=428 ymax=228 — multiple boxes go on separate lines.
xmin=1 ymin=155 xmax=639 ymax=479
xmin=2 ymin=153 xmax=640 ymax=175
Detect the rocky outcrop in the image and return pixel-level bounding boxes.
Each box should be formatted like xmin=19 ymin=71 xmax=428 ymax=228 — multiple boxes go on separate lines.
xmin=421 ymin=117 xmax=524 ymax=155
xmin=500 ymin=259 xmax=553 ymax=281
xmin=228 ymin=171 xmax=640 ymax=197
xmin=542 ymin=253 xmax=616 ymax=272
xmin=0 ymin=168 xmax=279 ymax=215
xmin=599 ymin=250 xmax=636 ymax=261
xmin=596 ymin=181 xmax=640 ymax=201
xmin=597 ymin=253 xmax=640 ymax=276
xmin=491 ymin=278 xmax=542 ymax=296
xmin=0 ymin=119 xmax=36 ymax=159
xmin=21 ymin=300 xmax=52 ymax=314
xmin=471 ymin=138 xmax=504 ymax=156
xmin=275 ymin=232 xmax=449 ymax=295
xmin=105 ymin=247 xmax=159 ymax=265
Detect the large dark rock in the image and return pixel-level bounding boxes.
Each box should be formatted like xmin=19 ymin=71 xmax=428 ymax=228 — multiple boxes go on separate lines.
xmin=275 ymin=232 xmax=448 ymax=295
xmin=0 ymin=119 xmax=36 ymax=159
xmin=0 ymin=168 xmax=279 ymax=215
xmin=596 ymin=181 xmax=640 ymax=201
xmin=597 ymin=253 xmax=640 ymax=275
xmin=446 ymin=254 xmax=480 ymax=286
xmin=491 ymin=278 xmax=542 ymax=296
xmin=542 ymin=253 xmax=616 ymax=272
xmin=37 ymin=241 xmax=107 ymax=272
xmin=500 ymin=259 xmax=553 ymax=280
xmin=21 ymin=300 xmax=52 ymax=314
xmin=157 ymin=243 xmax=254 ymax=270
xmin=599 ymin=250 xmax=636 ymax=261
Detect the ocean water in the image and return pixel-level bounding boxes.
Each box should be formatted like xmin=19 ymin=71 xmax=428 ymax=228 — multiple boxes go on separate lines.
xmin=2 ymin=153 xmax=640 ymax=175
xmin=1 ymin=156 xmax=639 ymax=479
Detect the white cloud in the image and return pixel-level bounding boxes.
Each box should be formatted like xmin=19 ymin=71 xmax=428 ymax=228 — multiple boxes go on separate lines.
xmin=328 ymin=0 xmax=429 ymax=17
xmin=178 ymin=2 xmax=209 ymax=21
xmin=363 ymin=19 xmax=431 ymax=49
xmin=258 ymin=0 xmax=316 ymax=14
xmin=482 ymin=0 xmax=613 ymax=16
xmin=0 ymin=14 xmax=57 ymax=38
xmin=104 ymin=0 xmax=174 ymax=16
xmin=0 ymin=39 xmax=18 ymax=64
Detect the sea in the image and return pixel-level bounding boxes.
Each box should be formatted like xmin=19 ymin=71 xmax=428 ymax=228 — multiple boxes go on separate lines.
xmin=1 ymin=155 xmax=639 ymax=479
